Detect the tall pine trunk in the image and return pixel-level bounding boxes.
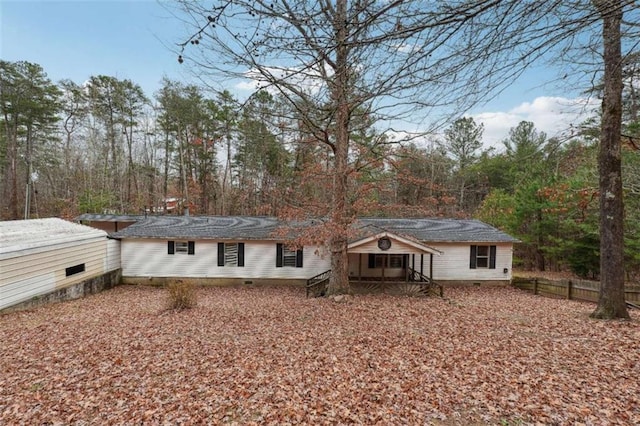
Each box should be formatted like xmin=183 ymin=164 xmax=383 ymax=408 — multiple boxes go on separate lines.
xmin=591 ymin=0 xmax=629 ymax=319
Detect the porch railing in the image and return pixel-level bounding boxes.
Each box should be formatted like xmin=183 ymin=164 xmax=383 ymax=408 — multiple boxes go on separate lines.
xmin=306 ymin=269 xmax=331 ymax=298
xmin=408 ymin=268 xmax=443 ymax=297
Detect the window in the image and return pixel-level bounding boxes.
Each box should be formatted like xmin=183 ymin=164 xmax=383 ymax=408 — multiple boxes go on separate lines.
xmin=225 ymin=243 xmax=238 ymax=266
xmin=470 ymin=245 xmax=496 ymax=269
xmin=476 ymin=245 xmax=489 ymax=268
xmin=389 ymin=254 xmax=404 ymax=268
xmin=283 ymin=247 xmax=297 ymax=267
xmin=65 ymin=263 xmax=85 ymax=277
xmin=276 ymin=243 xmax=303 ymax=268
xmin=218 ymin=242 xmax=244 ymax=267
xmin=168 ymin=241 xmax=195 ymax=255
xmin=176 ymin=241 xmax=189 ymax=254
xmin=368 ymin=254 xmax=405 ymax=269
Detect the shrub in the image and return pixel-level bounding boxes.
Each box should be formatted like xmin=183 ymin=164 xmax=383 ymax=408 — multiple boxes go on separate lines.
xmin=166 ymin=280 xmax=197 ymax=310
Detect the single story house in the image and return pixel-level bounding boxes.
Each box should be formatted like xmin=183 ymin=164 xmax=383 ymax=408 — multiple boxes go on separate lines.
xmin=106 ymin=215 xmax=518 ymax=288
xmin=0 ymin=218 xmax=121 ymax=312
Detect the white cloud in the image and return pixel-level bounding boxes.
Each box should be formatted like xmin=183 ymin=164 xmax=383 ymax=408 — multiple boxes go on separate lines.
xmin=233 ymin=65 xmax=333 ymax=97
xmin=472 ymin=96 xmax=599 ymax=150
xmin=234 ymin=80 xmax=259 ymax=91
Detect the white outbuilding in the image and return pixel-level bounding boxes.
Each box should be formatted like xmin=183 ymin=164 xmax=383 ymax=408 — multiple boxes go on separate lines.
xmin=0 ymin=218 xmax=120 ymax=311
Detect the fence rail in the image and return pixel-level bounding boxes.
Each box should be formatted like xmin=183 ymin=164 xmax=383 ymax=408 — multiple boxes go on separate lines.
xmin=306 ymin=270 xmax=331 ymax=298
xmin=512 ymin=277 xmax=640 ymax=305
xmin=407 ymin=268 xmax=443 ymax=297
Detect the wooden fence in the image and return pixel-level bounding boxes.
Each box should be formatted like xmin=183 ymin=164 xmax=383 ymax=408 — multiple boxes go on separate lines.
xmin=512 ymin=277 xmax=640 ymax=305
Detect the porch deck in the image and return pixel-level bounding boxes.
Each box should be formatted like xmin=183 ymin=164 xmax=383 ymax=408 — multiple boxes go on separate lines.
xmin=306 ymin=270 xmax=443 ymax=298
xmin=349 ymin=279 xmax=439 ymax=296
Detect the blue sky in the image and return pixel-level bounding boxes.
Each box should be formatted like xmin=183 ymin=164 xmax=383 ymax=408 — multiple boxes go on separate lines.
xmin=1 ymin=0 xmax=192 ymax=97
xmin=1 ymin=0 xmax=596 ymax=146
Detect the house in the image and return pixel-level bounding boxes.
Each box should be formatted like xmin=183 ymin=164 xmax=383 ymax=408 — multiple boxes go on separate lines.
xmin=107 ymin=215 xmax=518 ymax=288
xmin=0 ymin=218 xmax=121 ymax=312
xmin=111 ymin=216 xmax=330 ymax=286
xmin=350 ymin=218 xmax=517 ymax=285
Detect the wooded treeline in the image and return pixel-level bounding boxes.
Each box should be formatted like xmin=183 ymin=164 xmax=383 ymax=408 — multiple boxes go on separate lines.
xmin=1 ymin=58 xmax=639 ymax=278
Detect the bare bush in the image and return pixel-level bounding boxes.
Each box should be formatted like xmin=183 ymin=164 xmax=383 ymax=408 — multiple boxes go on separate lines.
xmin=166 ymin=280 xmax=197 ymax=310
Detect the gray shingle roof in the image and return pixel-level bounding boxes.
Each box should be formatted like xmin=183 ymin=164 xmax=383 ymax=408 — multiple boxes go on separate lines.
xmin=356 ymin=218 xmax=519 ymax=243
xmin=112 ymin=216 xmax=284 ymax=240
xmin=111 ymin=215 xmax=518 ymax=243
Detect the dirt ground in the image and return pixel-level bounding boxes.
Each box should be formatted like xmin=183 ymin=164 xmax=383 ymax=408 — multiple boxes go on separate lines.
xmin=1 ymin=285 xmax=638 ymax=425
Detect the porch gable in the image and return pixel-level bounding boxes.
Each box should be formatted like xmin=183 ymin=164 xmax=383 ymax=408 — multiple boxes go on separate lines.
xmin=347 ymin=231 xmax=442 ymax=255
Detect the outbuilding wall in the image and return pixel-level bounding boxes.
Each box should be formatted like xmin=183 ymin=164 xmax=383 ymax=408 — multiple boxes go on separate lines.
xmin=0 ymin=237 xmax=115 ymax=311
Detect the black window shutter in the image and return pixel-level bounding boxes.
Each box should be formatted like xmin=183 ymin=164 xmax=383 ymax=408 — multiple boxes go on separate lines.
xmin=469 ymin=245 xmax=477 ymax=269
xmin=296 ymin=249 xmax=303 ymax=268
xmin=168 ymin=241 xmax=175 ymax=255
xmin=489 ymin=245 xmax=497 ymax=269
xmin=276 ymin=243 xmax=283 ymax=267
xmin=238 ymin=243 xmax=245 ymax=267
xmin=188 ymin=241 xmax=195 ymax=255
xmin=368 ymin=254 xmax=375 ymax=268
xmin=217 ymin=243 xmax=225 ymax=266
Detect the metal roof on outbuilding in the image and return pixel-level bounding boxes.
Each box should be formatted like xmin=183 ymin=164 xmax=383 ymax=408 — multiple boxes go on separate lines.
xmin=0 ymin=218 xmax=108 ymax=259
xmin=110 ymin=215 xmax=518 ymax=243
xmin=75 ymin=213 xmax=146 ymax=223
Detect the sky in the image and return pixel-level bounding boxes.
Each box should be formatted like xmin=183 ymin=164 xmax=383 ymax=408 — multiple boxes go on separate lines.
xmin=1 ymin=0 xmax=598 ymax=149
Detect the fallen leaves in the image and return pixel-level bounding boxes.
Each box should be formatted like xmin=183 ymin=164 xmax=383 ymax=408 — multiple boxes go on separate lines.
xmin=0 ymin=285 xmax=638 ymax=425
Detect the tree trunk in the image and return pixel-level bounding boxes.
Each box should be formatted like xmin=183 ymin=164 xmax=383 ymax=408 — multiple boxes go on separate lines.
xmin=591 ymin=0 xmax=629 ymax=320
xmin=327 ymin=0 xmax=351 ymax=296
xmin=221 ymin=128 xmax=231 ymax=215
xmin=163 ymin=131 xmax=170 ymax=213
xmin=8 ymin=120 xmax=19 ymax=220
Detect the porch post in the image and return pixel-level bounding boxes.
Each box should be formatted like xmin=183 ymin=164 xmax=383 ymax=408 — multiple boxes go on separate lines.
xmin=405 ymin=254 xmax=409 ymax=282
xmin=358 ymin=253 xmax=362 ymax=283
xmin=420 ymin=254 xmax=424 ymax=276
xmin=430 ymin=253 xmax=433 ymax=282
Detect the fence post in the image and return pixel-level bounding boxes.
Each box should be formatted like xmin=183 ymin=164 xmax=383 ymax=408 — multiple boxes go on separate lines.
xmin=533 ymin=278 xmax=538 ymax=295
xmin=567 ymin=280 xmax=572 ymax=300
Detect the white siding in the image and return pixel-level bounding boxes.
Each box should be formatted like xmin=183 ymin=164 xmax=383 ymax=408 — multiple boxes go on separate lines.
xmin=430 ymin=242 xmax=513 ymax=281
xmin=105 ymin=239 xmax=121 ymax=271
xmin=120 ymin=239 xmax=513 ymax=282
xmin=120 ymin=239 xmax=330 ymax=279
xmin=350 ymin=238 xmax=426 ymax=254
xmin=0 ymin=238 xmax=108 ymax=310
xmin=1 ymin=272 xmax=56 ymax=310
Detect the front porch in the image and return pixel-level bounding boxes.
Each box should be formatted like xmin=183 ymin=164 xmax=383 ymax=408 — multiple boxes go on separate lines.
xmin=307 ymin=231 xmax=443 ymax=298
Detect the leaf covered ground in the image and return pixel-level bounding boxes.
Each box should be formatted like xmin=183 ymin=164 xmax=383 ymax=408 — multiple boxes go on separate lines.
xmin=1 ymin=285 xmax=638 ymax=425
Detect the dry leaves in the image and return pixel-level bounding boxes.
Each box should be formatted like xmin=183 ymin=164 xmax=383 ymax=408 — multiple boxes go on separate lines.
xmin=1 ymin=286 xmax=638 ymax=425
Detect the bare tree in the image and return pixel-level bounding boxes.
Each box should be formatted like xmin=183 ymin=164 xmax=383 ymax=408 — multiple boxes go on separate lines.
xmin=173 ymin=1 xmax=544 ymax=294
xmin=174 ymin=1 xmax=639 ymax=305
